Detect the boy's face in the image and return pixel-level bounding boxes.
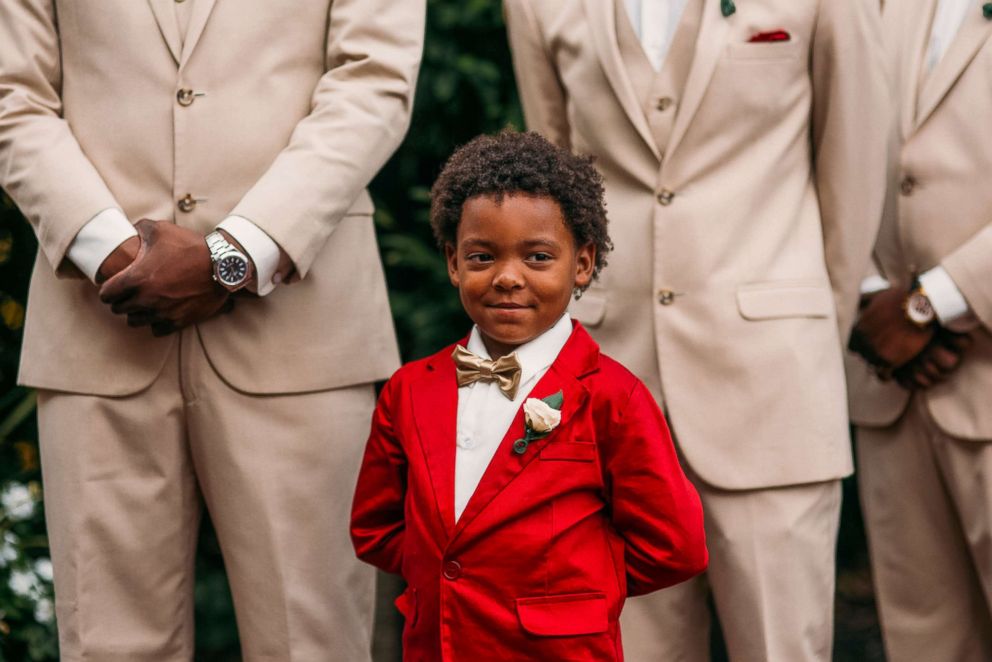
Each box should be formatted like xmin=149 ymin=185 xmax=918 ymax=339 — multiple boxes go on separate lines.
xmin=446 ymin=194 xmax=595 ymax=359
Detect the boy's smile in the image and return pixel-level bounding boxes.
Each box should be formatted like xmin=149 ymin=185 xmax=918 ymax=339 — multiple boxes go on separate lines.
xmin=446 ymin=194 xmax=595 ymax=359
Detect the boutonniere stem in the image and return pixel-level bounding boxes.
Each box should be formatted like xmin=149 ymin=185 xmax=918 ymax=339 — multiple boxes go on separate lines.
xmin=721 ymin=0 xmax=736 ymax=18
xmin=513 ymin=391 xmax=564 ymax=455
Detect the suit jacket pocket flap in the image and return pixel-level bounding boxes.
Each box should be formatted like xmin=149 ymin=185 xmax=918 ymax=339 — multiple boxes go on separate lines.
xmin=736 ymin=283 xmax=832 ymax=320
xmin=516 ymin=592 xmax=608 ymax=636
xmin=540 ymin=440 xmax=597 ymax=462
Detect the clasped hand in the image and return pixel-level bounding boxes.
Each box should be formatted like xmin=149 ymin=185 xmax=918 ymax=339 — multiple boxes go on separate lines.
xmin=849 ymin=286 xmax=972 ymax=390
xmin=98 ymin=219 xmax=234 ymax=336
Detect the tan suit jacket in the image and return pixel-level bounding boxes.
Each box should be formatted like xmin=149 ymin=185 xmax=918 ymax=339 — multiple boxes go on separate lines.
xmin=0 ymin=0 xmax=425 ymax=396
xmin=848 ymin=0 xmax=992 ymax=441
xmin=506 ymin=0 xmax=888 ymax=489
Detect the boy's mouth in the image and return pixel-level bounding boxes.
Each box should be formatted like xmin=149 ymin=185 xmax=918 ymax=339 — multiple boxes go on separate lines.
xmin=489 ymin=302 xmax=530 ymax=309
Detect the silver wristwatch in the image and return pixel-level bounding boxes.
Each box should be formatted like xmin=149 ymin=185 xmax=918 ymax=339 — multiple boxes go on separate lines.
xmin=205 ymin=231 xmax=252 ymax=291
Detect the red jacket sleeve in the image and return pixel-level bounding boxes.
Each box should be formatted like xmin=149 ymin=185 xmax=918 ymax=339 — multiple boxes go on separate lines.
xmin=602 ymin=380 xmax=708 ymax=596
xmin=350 ymin=377 xmax=407 ymax=575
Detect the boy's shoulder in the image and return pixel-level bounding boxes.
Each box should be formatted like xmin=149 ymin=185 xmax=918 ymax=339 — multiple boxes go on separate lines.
xmin=585 ymin=350 xmax=644 ymax=401
xmin=383 ymin=341 xmax=461 ymax=390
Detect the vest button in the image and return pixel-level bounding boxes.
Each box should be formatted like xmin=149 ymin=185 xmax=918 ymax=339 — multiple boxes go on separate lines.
xmin=899 ymin=176 xmax=916 ymax=196
xmin=656 ymin=96 xmax=674 ymax=111
xmin=443 ymin=560 xmax=462 ymax=580
xmin=658 ymin=289 xmax=676 ymax=306
xmin=177 ymin=194 xmax=197 ymax=213
xmin=656 ymin=189 xmax=675 ymax=206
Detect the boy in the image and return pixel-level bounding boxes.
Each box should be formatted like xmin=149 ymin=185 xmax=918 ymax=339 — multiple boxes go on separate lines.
xmin=350 ymin=131 xmax=706 ymax=661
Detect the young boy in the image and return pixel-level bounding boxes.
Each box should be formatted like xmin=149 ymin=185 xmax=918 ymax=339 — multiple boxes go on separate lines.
xmin=350 ymin=131 xmax=706 ymax=661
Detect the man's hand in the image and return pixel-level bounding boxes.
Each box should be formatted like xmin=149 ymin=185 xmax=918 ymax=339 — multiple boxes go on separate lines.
xmin=848 ymin=286 xmax=934 ymax=371
xmin=99 ymin=219 xmax=232 ymax=336
xmin=893 ymin=329 xmax=973 ymax=390
xmin=96 ymin=235 xmax=141 ymax=284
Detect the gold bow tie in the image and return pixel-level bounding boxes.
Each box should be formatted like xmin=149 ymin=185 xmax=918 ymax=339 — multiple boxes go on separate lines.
xmin=451 ymin=345 xmax=522 ymax=400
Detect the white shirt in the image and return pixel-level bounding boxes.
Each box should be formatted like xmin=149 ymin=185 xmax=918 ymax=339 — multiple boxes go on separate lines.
xmin=454 ymin=313 xmax=573 ymax=521
xmin=65 ymin=0 xmax=281 ymax=294
xmin=859 ymin=0 xmax=975 ymax=329
xmin=624 ymin=0 xmax=690 ymax=71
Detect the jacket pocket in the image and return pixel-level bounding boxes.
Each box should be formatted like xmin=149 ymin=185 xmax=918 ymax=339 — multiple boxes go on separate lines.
xmin=394 ymin=587 xmax=418 ymax=627
xmin=725 ymin=40 xmax=804 ymax=61
xmin=736 ymin=282 xmax=832 ymax=320
xmin=516 ymin=592 xmax=608 ymax=636
xmin=540 ymin=440 xmax=597 ymax=462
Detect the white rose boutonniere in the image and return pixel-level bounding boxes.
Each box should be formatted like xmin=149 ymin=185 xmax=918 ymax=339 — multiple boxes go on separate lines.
xmin=514 ymin=390 xmax=564 ymax=455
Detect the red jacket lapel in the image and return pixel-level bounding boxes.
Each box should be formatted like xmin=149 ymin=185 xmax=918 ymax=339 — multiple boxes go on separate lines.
xmin=448 ymin=322 xmax=601 ymax=546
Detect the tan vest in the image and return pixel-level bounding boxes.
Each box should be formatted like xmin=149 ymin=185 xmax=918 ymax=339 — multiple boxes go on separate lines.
xmin=614 ymin=0 xmax=703 ymax=159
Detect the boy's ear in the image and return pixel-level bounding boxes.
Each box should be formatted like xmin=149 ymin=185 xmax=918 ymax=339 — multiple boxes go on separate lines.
xmin=574 ymin=242 xmax=595 ymax=289
xmin=445 ymin=243 xmax=460 ymax=287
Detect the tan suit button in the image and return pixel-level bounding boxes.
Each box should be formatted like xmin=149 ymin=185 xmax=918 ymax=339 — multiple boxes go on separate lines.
xmin=658 ymin=289 xmax=675 ymax=305
xmin=656 ymin=189 xmax=675 ymax=206
xmin=177 ymin=194 xmax=197 ymax=213
xmin=656 ymin=97 xmax=674 ymax=111
xmin=176 ymin=88 xmax=195 ymax=107
xmin=899 ymin=176 xmax=916 ymax=196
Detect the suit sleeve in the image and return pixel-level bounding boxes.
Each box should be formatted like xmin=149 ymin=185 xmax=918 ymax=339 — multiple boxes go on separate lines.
xmin=503 ymin=0 xmax=572 ymax=148
xmin=350 ymin=377 xmax=407 ymax=575
xmin=602 ymin=380 xmax=707 ymax=596
xmin=938 ymin=226 xmax=992 ymax=331
xmin=0 ymin=0 xmax=123 ymax=276
xmin=229 ymin=0 xmax=425 ymax=278
xmin=810 ymin=0 xmax=889 ymax=340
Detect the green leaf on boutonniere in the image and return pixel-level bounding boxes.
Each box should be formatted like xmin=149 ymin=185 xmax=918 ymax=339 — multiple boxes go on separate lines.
xmin=513 ymin=390 xmax=564 ymax=455
xmin=721 ymin=0 xmax=736 ymax=18
xmin=984 ymin=3 xmax=992 ymax=20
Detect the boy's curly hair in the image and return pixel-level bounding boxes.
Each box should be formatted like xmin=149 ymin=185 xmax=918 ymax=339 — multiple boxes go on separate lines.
xmin=430 ymin=130 xmax=612 ymax=286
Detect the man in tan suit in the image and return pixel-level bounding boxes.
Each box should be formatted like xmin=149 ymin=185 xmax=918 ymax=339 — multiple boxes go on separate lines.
xmin=0 ymin=1 xmax=423 ymax=659
xmin=505 ymin=0 xmax=887 ymax=659
xmin=847 ymin=1 xmax=992 ymax=659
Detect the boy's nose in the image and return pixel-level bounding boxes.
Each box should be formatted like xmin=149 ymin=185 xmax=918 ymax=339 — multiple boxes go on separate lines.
xmin=493 ymin=266 xmax=524 ymax=290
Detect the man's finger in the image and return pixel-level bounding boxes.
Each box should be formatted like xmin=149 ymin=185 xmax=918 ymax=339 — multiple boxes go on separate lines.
xmin=150 ymin=321 xmax=176 ymax=337
xmin=126 ymin=311 xmax=156 ymax=327
xmin=928 ymin=345 xmax=961 ymax=372
xmin=939 ymin=332 xmax=973 ymax=353
xmin=912 ymin=367 xmax=934 ymax=389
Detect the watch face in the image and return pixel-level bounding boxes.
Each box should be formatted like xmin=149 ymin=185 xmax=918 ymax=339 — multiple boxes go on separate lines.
xmin=907 ymin=291 xmax=935 ymax=325
xmin=217 ymin=255 xmax=249 ymax=286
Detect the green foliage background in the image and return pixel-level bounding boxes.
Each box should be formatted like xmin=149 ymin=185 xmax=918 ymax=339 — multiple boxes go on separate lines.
xmin=0 ymin=1 xmax=881 ymax=660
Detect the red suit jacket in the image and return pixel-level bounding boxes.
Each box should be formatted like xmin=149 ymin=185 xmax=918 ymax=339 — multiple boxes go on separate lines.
xmin=351 ymin=322 xmax=707 ymax=661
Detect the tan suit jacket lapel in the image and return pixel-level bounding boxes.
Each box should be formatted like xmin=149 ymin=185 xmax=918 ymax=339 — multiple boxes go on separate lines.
xmin=898 ymin=0 xmax=935 ymax=138
xmin=180 ymin=0 xmax=219 ymax=68
xmin=916 ymin=6 xmax=992 ymax=130
xmin=583 ymin=0 xmax=662 ymax=161
xmin=147 ymin=0 xmax=183 ymax=65
xmin=665 ymin=0 xmax=731 ymax=163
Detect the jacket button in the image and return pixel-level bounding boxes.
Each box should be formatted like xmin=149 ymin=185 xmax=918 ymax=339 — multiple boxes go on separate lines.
xmin=658 ymin=289 xmax=675 ymax=305
xmin=656 ymin=96 xmax=674 ymax=111
xmin=442 ymin=560 xmax=462 ymax=580
xmin=177 ymin=194 xmax=197 ymax=213
xmin=899 ymin=176 xmax=916 ymax=196
xmin=656 ymin=189 xmax=675 ymax=206
xmin=177 ymin=88 xmax=196 ymax=107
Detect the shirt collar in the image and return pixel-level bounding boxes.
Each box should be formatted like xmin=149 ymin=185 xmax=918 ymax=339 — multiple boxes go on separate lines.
xmin=466 ymin=313 xmax=573 ymax=386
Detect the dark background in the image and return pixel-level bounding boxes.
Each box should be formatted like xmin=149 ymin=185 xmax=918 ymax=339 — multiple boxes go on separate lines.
xmin=0 ymin=1 xmax=883 ymax=659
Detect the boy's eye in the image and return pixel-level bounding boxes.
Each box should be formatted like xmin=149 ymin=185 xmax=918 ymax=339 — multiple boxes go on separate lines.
xmin=466 ymin=252 xmax=494 ymax=263
xmin=528 ymin=252 xmax=553 ymax=262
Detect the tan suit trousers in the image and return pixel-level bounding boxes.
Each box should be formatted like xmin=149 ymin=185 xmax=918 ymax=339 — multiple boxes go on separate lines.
xmin=621 ymin=477 xmax=841 ymax=662
xmin=37 ymin=327 xmax=376 ymax=662
xmin=857 ymin=396 xmax=992 ymax=662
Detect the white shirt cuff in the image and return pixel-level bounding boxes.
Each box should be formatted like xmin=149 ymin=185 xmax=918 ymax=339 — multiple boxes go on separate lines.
xmin=66 ymin=208 xmax=137 ymax=283
xmin=919 ymin=266 xmax=971 ymax=328
xmin=217 ymin=215 xmax=281 ymax=296
xmin=859 ymin=275 xmax=890 ymax=295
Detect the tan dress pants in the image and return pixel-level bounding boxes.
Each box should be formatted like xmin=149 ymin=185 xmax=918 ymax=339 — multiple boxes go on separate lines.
xmin=36 ymin=327 xmax=376 ymax=662
xmin=620 ymin=477 xmax=842 ymax=662
xmin=858 ymin=396 xmax=992 ymax=662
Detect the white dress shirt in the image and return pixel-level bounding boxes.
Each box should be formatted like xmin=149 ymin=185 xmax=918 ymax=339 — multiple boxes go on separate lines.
xmin=858 ymin=0 xmax=975 ymax=329
xmin=64 ymin=0 xmax=282 ymax=294
xmin=454 ymin=313 xmax=573 ymax=521
xmin=623 ymin=0 xmax=690 ymax=71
